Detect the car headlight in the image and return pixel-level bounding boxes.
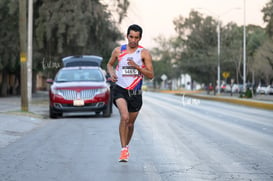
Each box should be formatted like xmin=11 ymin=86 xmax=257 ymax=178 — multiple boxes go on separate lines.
xmin=51 ymin=88 xmax=64 ymax=97
xmin=95 ymin=88 xmax=108 ymax=95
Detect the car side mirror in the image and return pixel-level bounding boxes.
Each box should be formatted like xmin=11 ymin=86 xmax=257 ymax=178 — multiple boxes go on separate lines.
xmin=46 ymin=78 xmax=53 ymax=84
xmin=106 ymin=77 xmax=112 ymax=82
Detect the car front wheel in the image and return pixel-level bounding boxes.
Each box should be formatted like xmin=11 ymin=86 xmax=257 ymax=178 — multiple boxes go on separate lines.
xmin=102 ymin=102 xmax=112 ymax=117
xmin=49 ymin=106 xmax=62 ymax=118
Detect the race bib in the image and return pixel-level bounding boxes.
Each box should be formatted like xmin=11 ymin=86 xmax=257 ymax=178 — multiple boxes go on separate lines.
xmin=122 ymin=66 xmax=139 ymax=76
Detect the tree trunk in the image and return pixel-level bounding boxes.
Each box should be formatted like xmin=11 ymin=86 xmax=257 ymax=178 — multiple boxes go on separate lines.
xmin=0 ymin=71 xmax=9 ymax=97
xmin=32 ymin=71 xmax=37 ymax=93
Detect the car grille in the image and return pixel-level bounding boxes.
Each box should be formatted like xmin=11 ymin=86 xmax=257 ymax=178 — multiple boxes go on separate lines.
xmin=59 ymin=89 xmax=99 ymax=100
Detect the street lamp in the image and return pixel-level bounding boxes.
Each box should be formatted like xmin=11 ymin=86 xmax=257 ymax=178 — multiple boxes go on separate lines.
xmin=197 ymin=8 xmax=240 ymax=95
xmin=243 ymin=0 xmax=246 ymax=91
xmin=217 ymin=19 xmax=220 ymax=94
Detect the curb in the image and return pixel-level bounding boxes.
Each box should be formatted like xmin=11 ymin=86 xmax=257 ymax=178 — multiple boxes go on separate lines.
xmin=176 ymin=93 xmax=273 ymax=111
xmin=158 ymin=90 xmax=273 ymax=111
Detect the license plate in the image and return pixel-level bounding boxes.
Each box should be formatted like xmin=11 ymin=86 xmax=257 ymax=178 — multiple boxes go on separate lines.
xmin=73 ymin=99 xmax=84 ymax=106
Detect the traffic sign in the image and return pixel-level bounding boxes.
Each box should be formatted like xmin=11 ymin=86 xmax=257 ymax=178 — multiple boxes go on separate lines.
xmin=161 ymin=74 xmax=167 ymax=81
xmin=222 ymin=72 xmax=230 ymax=79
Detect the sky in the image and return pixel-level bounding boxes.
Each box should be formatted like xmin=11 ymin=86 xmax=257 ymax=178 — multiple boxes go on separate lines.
xmin=117 ymin=0 xmax=269 ymax=49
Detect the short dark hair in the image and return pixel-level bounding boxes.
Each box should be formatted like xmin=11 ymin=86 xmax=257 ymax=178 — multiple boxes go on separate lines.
xmin=127 ymin=24 xmax=143 ymax=38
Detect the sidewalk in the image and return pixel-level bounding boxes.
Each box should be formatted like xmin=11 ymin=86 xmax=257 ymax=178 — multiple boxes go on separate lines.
xmin=0 ymin=91 xmax=49 ymax=148
xmin=0 ymin=91 xmax=49 ymax=115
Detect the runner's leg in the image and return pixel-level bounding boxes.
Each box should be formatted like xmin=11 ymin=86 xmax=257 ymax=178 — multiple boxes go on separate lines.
xmin=126 ymin=111 xmax=139 ymax=146
xmin=115 ymin=98 xmax=129 ymax=148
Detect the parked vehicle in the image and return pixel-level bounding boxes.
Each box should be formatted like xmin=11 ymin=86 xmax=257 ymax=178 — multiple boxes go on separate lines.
xmin=217 ymin=83 xmax=231 ymax=93
xmin=256 ymin=84 xmax=268 ymax=94
xmin=231 ymin=84 xmax=244 ymax=93
xmin=223 ymin=84 xmax=231 ymax=93
xmin=267 ymin=85 xmax=273 ymax=95
xmin=47 ymin=55 xmax=112 ymax=118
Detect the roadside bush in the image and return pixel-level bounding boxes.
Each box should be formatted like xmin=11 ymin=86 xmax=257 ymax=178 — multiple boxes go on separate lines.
xmin=245 ymin=88 xmax=252 ymax=98
xmin=239 ymin=88 xmax=252 ymax=98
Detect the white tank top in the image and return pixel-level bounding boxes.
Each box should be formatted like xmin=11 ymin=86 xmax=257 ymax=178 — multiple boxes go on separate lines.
xmin=116 ymin=44 xmax=145 ymax=90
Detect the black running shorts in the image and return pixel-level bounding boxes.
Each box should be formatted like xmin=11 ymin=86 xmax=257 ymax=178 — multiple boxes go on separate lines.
xmin=112 ymin=85 xmax=142 ymax=112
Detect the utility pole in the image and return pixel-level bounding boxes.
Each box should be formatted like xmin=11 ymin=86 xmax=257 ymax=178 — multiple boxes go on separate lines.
xmin=27 ymin=0 xmax=33 ymax=101
xmin=19 ymin=0 xmax=29 ymax=111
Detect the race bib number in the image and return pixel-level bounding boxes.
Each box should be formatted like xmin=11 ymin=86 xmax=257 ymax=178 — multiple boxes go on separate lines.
xmin=122 ymin=66 xmax=139 ymax=76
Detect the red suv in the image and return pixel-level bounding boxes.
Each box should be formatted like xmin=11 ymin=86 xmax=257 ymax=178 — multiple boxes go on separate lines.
xmin=47 ymin=55 xmax=112 ymax=118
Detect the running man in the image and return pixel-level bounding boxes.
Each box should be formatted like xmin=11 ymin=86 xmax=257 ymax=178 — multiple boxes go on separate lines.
xmin=107 ymin=24 xmax=154 ymax=162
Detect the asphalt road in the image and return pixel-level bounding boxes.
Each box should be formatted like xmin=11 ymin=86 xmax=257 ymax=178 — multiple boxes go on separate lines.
xmin=0 ymin=92 xmax=273 ymax=181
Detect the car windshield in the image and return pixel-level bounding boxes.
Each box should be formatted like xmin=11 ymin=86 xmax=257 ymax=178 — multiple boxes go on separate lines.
xmin=55 ymin=68 xmax=104 ymax=82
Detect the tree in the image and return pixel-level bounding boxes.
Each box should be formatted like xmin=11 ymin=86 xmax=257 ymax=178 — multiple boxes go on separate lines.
xmin=152 ymin=36 xmax=177 ymax=84
xmin=0 ymin=0 xmax=20 ymax=96
xmin=34 ymin=0 xmax=124 ymax=69
xmin=254 ymin=0 xmax=273 ymax=84
xmin=244 ymin=25 xmax=267 ymax=84
xmin=0 ymin=0 xmax=130 ymax=96
xmin=262 ymin=0 xmax=273 ymax=37
xmin=253 ymin=38 xmax=273 ymax=84
xmin=220 ymin=24 xmax=266 ymax=85
xmin=220 ymin=23 xmax=243 ymax=84
xmin=101 ymin=0 xmax=130 ymax=24
xmin=173 ymin=10 xmax=218 ymax=85
xmin=153 ymin=9 xmax=269 ymax=90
